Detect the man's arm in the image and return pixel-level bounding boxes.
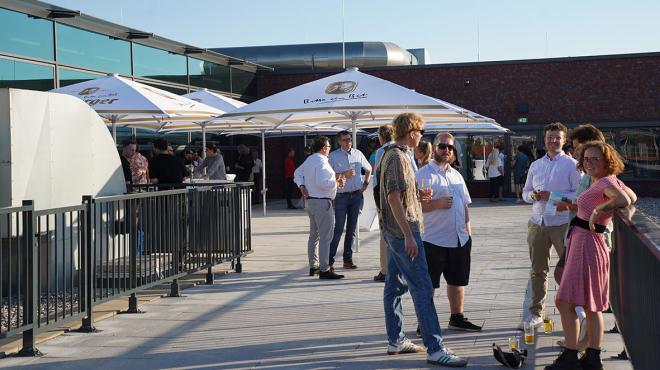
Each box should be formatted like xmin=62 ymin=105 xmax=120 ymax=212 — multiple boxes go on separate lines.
xmin=465 ymin=205 xmax=472 ymax=236
xmin=387 ymin=190 xmax=418 ymax=259
xmin=522 ymin=163 xmax=536 ymax=203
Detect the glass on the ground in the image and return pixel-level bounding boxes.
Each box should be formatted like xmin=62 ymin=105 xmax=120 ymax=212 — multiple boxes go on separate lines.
xmin=543 ymin=316 xmax=553 ymax=334
xmin=508 ymin=337 xmax=520 ymax=351
xmin=524 ymin=322 xmax=535 ymax=344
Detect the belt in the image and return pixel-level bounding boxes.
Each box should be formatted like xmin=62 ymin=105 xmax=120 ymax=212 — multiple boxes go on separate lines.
xmin=570 ymin=216 xmax=606 ymax=233
xmin=307 ymin=196 xmax=331 ymax=200
xmin=337 ymin=190 xmax=361 ymax=196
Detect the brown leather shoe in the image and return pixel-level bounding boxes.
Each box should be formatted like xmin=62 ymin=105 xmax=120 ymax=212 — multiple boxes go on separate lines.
xmin=343 ymin=261 xmax=358 ymax=269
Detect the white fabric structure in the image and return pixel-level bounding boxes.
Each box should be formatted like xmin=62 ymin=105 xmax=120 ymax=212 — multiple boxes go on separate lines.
xmin=51 ymin=73 xmax=224 ymax=141
xmin=221 ymin=67 xmax=503 ymax=143
xmin=0 ymin=88 xmax=125 ymax=210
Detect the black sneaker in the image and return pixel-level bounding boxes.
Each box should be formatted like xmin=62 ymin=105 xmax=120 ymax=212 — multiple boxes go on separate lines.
xmin=319 ymin=270 xmax=344 ymax=279
xmin=580 ymin=348 xmax=603 ymax=370
xmin=373 ymin=272 xmax=386 ymax=282
xmin=545 ymin=349 xmax=581 ymax=370
xmin=448 ymin=315 xmax=482 ymax=332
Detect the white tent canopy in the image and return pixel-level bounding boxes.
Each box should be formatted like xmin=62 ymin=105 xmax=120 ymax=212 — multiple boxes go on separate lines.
xmin=221 ymin=67 xmax=502 ymax=143
xmin=51 ymin=73 xmax=224 ymax=141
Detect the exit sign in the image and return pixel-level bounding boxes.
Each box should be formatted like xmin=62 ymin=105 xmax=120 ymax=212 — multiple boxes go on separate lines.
xmin=517 ymin=117 xmax=528 ymax=123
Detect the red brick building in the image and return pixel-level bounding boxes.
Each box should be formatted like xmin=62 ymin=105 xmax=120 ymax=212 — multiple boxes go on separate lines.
xmin=255 ymin=52 xmax=660 ymax=197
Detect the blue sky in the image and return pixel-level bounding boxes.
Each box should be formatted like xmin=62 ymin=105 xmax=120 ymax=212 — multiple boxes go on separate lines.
xmin=48 ymin=0 xmax=660 ymax=64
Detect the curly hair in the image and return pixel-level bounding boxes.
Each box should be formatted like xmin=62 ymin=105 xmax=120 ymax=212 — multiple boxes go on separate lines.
xmin=576 ymin=141 xmax=624 ymax=175
xmin=392 ymin=113 xmax=424 ymax=139
xmin=569 ymin=124 xmax=605 ymax=144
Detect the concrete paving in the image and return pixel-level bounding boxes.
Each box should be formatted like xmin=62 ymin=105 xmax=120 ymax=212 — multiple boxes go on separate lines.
xmin=0 ymin=199 xmax=632 ymax=369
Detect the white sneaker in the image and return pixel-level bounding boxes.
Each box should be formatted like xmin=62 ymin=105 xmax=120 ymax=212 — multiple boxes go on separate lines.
xmin=427 ymin=346 xmax=468 ymax=367
xmin=517 ymin=314 xmax=543 ymax=330
xmin=387 ymin=338 xmax=424 ymax=355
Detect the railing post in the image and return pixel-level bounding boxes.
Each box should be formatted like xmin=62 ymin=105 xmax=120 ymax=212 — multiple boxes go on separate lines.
xmin=78 ymin=195 xmax=96 ymax=332
xmin=234 ymin=186 xmax=242 ymax=273
xmin=18 ymin=200 xmax=42 ymax=356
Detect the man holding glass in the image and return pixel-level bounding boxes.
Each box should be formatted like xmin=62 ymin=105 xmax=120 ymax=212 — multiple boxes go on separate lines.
xmin=328 ymin=130 xmax=372 ymax=270
xmin=520 ymin=122 xmax=580 ymax=329
xmin=416 ymin=132 xmax=481 ymax=333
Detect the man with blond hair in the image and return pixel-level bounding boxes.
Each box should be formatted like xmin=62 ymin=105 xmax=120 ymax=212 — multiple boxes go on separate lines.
xmin=378 ymin=113 xmax=467 ymax=367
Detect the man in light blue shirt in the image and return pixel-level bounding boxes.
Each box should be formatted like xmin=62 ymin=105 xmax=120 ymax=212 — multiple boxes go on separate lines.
xmin=328 ymin=130 xmax=372 ymax=269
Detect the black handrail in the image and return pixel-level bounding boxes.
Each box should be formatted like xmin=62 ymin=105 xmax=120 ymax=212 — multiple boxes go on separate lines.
xmin=0 ymin=183 xmax=252 ymax=355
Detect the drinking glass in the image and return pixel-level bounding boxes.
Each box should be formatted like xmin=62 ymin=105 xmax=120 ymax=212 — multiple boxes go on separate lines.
xmin=543 ymin=316 xmax=553 ymax=334
xmin=508 ymin=337 xmax=520 ymax=351
xmin=524 ymin=323 xmax=535 ymax=344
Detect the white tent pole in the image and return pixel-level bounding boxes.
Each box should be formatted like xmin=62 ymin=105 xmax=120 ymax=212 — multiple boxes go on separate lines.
xmin=261 ymin=130 xmax=267 ymax=216
xmin=352 ymin=113 xmax=360 ymax=254
xmin=112 ymin=118 xmax=117 ymax=144
xmin=303 ymin=133 xmax=307 ymax=146
xmin=202 ymin=125 xmax=207 ymax=159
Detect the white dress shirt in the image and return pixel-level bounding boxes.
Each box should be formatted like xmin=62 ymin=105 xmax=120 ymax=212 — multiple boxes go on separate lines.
xmin=416 ymin=161 xmax=472 ymax=248
xmin=293 ymin=153 xmax=337 ymax=199
xmin=373 ymin=141 xmax=418 ymax=186
xmin=522 ymin=152 xmax=580 ymax=226
xmin=329 ymin=147 xmax=372 ymax=193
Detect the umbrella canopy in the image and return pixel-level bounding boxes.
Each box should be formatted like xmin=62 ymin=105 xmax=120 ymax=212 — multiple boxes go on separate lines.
xmin=221 ymin=67 xmax=500 ymax=143
xmin=183 ymin=88 xmax=246 ymax=112
xmin=51 ymin=73 xmax=224 ymax=141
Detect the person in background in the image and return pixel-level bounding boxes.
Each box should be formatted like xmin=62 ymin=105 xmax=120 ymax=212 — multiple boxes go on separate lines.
xmin=415 ymin=140 xmax=433 ymax=168
xmin=284 ymin=148 xmax=297 ymax=209
xmin=194 ymin=143 xmax=226 ymax=180
xmin=294 ymin=136 xmax=345 ymax=280
xmin=233 ymin=144 xmax=254 ymax=182
xmin=303 ymin=146 xmax=312 ymax=158
xmin=252 ymin=150 xmax=263 ymax=204
xmin=486 ymin=145 xmax=504 ymax=202
xmin=512 ymin=145 xmax=530 ymax=203
xmin=328 ymin=130 xmax=372 ymax=270
xmin=149 ymin=138 xmax=189 ymax=189
xmin=120 ymin=142 xmax=132 ymax=187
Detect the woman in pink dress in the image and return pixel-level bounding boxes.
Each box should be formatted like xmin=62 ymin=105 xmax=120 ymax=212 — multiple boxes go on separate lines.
xmin=547 ymin=141 xmax=633 ymax=370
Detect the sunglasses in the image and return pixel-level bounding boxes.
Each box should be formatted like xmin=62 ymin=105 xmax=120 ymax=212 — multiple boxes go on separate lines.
xmin=436 ymin=143 xmax=455 ymax=150
xmin=409 ymin=129 xmax=425 ymax=135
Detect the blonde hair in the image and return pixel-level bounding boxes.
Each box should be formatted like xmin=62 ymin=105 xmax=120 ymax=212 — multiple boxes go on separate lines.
xmin=488 ymin=147 xmax=500 ymax=166
xmin=416 ymin=140 xmax=433 ymax=166
xmin=392 ymin=113 xmax=424 ymax=140
xmin=433 ymin=132 xmax=454 ymax=146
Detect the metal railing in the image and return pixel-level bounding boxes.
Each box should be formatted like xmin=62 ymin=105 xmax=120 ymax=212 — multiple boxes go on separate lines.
xmin=0 ymin=183 xmax=252 ymax=355
xmin=611 ymin=208 xmax=660 ymax=370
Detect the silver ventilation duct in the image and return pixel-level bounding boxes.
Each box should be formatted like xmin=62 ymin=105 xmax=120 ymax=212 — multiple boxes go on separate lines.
xmin=211 ymin=42 xmax=425 ymax=71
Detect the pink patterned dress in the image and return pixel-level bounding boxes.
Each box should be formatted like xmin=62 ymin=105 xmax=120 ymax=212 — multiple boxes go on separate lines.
xmin=556 ymin=175 xmax=624 ymax=311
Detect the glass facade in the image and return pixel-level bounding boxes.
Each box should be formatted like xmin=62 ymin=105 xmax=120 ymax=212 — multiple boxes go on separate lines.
xmin=0 ymin=8 xmax=54 ymax=61
xmin=231 ymin=67 xmax=257 ymax=97
xmin=0 ymin=58 xmax=54 ymax=90
xmin=58 ymin=68 xmax=104 ymax=87
xmin=189 ymin=57 xmax=230 ymax=92
xmin=133 ymin=43 xmax=188 ymax=85
xmin=56 ymin=24 xmax=131 ymax=74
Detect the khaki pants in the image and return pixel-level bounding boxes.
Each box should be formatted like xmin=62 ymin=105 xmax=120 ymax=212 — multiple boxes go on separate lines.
xmin=527 ymin=221 xmax=567 ymax=316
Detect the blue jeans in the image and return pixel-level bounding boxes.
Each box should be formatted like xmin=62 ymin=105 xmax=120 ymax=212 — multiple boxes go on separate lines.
xmin=383 ymin=231 xmax=444 ymax=354
xmin=329 ymin=191 xmax=363 ymax=265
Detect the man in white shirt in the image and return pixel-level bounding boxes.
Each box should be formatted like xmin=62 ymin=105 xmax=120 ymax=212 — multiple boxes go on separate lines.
xmin=294 ymin=136 xmax=345 ymax=280
xmin=416 ymin=132 xmax=482 ymax=333
xmin=521 ymin=122 xmax=581 ymax=328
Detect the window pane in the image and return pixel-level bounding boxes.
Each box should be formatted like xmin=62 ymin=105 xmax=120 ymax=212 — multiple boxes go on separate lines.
xmin=618 ymin=128 xmax=660 ymax=180
xmin=58 ymin=68 xmax=104 ymax=87
xmin=133 ymin=44 xmax=187 ymax=85
xmin=188 ymin=57 xmax=230 ymax=92
xmin=0 ymin=58 xmax=54 ymax=90
xmin=56 ymin=24 xmax=131 ymax=74
xmin=231 ymin=67 xmax=257 ymax=98
xmin=0 ymin=8 xmax=54 ymax=60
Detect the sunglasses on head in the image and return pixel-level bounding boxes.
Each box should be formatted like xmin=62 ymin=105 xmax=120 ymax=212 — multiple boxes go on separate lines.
xmin=436 ymin=143 xmax=455 ymax=150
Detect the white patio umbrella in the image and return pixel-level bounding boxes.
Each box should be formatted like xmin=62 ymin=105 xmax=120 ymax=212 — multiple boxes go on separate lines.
xmin=221 ymin=67 xmax=501 ymax=144
xmin=51 ymin=73 xmax=224 ymax=142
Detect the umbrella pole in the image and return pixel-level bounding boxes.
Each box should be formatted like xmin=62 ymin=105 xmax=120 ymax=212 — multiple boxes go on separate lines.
xmin=352 ymin=115 xmax=360 ymax=254
xmin=202 ymin=125 xmax=207 ymax=159
xmin=261 ymin=130 xmax=267 ymax=216
xmin=112 ymin=119 xmax=117 ymax=144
